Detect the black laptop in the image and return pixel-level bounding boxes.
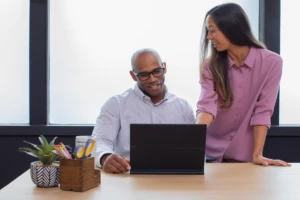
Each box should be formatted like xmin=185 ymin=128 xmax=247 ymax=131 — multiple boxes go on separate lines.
xmin=130 ymin=124 xmax=206 ymax=174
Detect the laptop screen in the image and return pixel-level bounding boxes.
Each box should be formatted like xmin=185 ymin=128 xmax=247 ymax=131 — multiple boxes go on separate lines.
xmin=130 ymin=124 xmax=206 ymax=174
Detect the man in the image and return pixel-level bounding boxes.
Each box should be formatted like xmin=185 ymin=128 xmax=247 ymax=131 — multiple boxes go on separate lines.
xmin=92 ymin=48 xmax=195 ymax=173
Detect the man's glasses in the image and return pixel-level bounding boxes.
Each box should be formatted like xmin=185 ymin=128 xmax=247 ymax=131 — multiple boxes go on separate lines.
xmin=133 ymin=67 xmax=165 ymax=81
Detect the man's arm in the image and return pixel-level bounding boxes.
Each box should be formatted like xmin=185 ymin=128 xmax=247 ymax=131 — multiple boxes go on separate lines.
xmin=100 ymin=153 xmax=112 ymax=166
xmin=101 ymin=153 xmax=131 ymax=173
xmin=92 ymin=97 xmax=131 ymax=173
xmin=91 ymin=97 xmax=120 ymax=167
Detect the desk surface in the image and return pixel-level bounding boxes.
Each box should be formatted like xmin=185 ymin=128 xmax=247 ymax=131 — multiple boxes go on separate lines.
xmin=1 ymin=163 xmax=300 ymax=200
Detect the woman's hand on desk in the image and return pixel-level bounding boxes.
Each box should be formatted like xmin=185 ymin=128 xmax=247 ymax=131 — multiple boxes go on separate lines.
xmin=103 ymin=153 xmax=131 ymax=173
xmin=252 ymin=155 xmax=291 ymax=167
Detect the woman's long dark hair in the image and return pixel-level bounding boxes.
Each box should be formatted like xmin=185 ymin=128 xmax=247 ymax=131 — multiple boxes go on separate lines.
xmin=200 ymin=3 xmax=266 ymax=107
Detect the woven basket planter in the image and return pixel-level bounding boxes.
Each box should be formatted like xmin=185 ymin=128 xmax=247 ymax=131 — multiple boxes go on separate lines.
xmin=30 ymin=161 xmax=60 ymax=187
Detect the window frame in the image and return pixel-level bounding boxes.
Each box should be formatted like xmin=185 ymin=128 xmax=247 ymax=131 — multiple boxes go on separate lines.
xmin=0 ymin=0 xmax=298 ymax=137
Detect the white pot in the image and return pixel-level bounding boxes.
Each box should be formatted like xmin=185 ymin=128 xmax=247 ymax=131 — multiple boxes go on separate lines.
xmin=30 ymin=161 xmax=60 ymax=187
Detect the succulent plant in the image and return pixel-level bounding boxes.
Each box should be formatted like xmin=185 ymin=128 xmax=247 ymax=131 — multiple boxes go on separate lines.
xmin=19 ymin=135 xmax=60 ymax=165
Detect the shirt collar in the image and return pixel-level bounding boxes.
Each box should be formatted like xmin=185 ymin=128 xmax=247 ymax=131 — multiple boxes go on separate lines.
xmin=228 ymin=46 xmax=255 ymax=68
xmin=133 ymin=84 xmax=169 ymax=104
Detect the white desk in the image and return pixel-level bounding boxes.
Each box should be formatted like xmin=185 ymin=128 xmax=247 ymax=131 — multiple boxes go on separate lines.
xmin=1 ymin=163 xmax=299 ymax=200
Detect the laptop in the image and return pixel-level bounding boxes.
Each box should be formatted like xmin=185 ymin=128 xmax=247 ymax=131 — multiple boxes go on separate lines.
xmin=130 ymin=124 xmax=206 ymax=174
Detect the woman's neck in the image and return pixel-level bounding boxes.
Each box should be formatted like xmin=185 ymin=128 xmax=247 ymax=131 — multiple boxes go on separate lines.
xmin=227 ymin=45 xmax=250 ymax=66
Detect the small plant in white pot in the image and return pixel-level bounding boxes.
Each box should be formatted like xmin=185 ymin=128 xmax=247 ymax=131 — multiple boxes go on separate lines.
xmin=19 ymin=135 xmax=60 ymax=187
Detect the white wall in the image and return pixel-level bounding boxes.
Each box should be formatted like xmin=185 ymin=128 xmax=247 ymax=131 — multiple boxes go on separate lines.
xmin=280 ymin=0 xmax=300 ymax=124
xmin=0 ymin=1 xmax=29 ymax=124
xmin=49 ymin=0 xmax=259 ymax=124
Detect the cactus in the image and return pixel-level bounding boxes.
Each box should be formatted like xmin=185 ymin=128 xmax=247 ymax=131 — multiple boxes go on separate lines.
xmin=19 ymin=135 xmax=60 ymax=166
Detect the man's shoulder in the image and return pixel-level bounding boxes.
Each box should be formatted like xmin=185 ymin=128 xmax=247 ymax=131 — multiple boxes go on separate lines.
xmin=99 ymin=88 xmax=135 ymax=115
xmin=166 ymin=92 xmax=190 ymax=106
xmin=108 ymin=88 xmax=135 ymax=103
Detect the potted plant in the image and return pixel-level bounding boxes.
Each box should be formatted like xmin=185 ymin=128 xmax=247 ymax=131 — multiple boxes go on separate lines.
xmin=19 ymin=135 xmax=61 ymax=187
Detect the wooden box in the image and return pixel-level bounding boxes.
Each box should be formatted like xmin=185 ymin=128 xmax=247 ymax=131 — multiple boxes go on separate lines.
xmin=60 ymin=157 xmax=101 ymax=192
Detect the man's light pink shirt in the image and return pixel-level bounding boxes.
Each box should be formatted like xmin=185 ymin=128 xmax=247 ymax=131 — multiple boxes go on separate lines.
xmin=197 ymin=47 xmax=283 ymax=162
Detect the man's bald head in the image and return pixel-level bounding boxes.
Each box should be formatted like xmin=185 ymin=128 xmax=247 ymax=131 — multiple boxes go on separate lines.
xmin=131 ymin=48 xmax=162 ymax=71
xmin=129 ymin=48 xmax=167 ymax=104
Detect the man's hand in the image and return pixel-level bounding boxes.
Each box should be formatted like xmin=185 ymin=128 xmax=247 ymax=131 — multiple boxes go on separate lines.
xmin=253 ymin=155 xmax=291 ymax=166
xmin=102 ymin=154 xmax=131 ymax=173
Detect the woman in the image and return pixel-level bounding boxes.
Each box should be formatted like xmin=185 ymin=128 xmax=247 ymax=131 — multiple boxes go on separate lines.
xmin=196 ymin=3 xmax=290 ymax=166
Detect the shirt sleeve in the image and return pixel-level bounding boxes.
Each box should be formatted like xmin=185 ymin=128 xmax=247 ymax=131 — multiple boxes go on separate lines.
xmin=183 ymin=99 xmax=196 ymax=124
xmin=92 ymin=97 xmax=120 ymax=168
xmin=196 ymin=64 xmax=218 ymax=119
xmin=250 ymin=57 xmax=283 ymax=128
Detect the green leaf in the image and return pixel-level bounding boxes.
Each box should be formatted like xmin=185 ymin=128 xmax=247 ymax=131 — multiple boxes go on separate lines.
xmin=19 ymin=151 xmax=39 ymax=158
xmin=19 ymin=135 xmax=60 ymax=165
xmin=52 ymin=150 xmax=61 ymax=158
xmin=19 ymin=147 xmax=42 ymax=157
xmin=49 ymin=137 xmax=57 ymax=146
xmin=23 ymin=141 xmax=44 ymax=153
xmin=38 ymin=135 xmax=53 ymax=155
xmin=40 ymin=154 xmax=60 ymax=165
xmin=38 ymin=135 xmax=49 ymax=148
xmin=52 ymin=149 xmax=58 ymax=154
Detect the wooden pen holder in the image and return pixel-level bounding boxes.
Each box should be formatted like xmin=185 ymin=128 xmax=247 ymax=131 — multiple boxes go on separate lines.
xmin=59 ymin=157 xmax=101 ymax=192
